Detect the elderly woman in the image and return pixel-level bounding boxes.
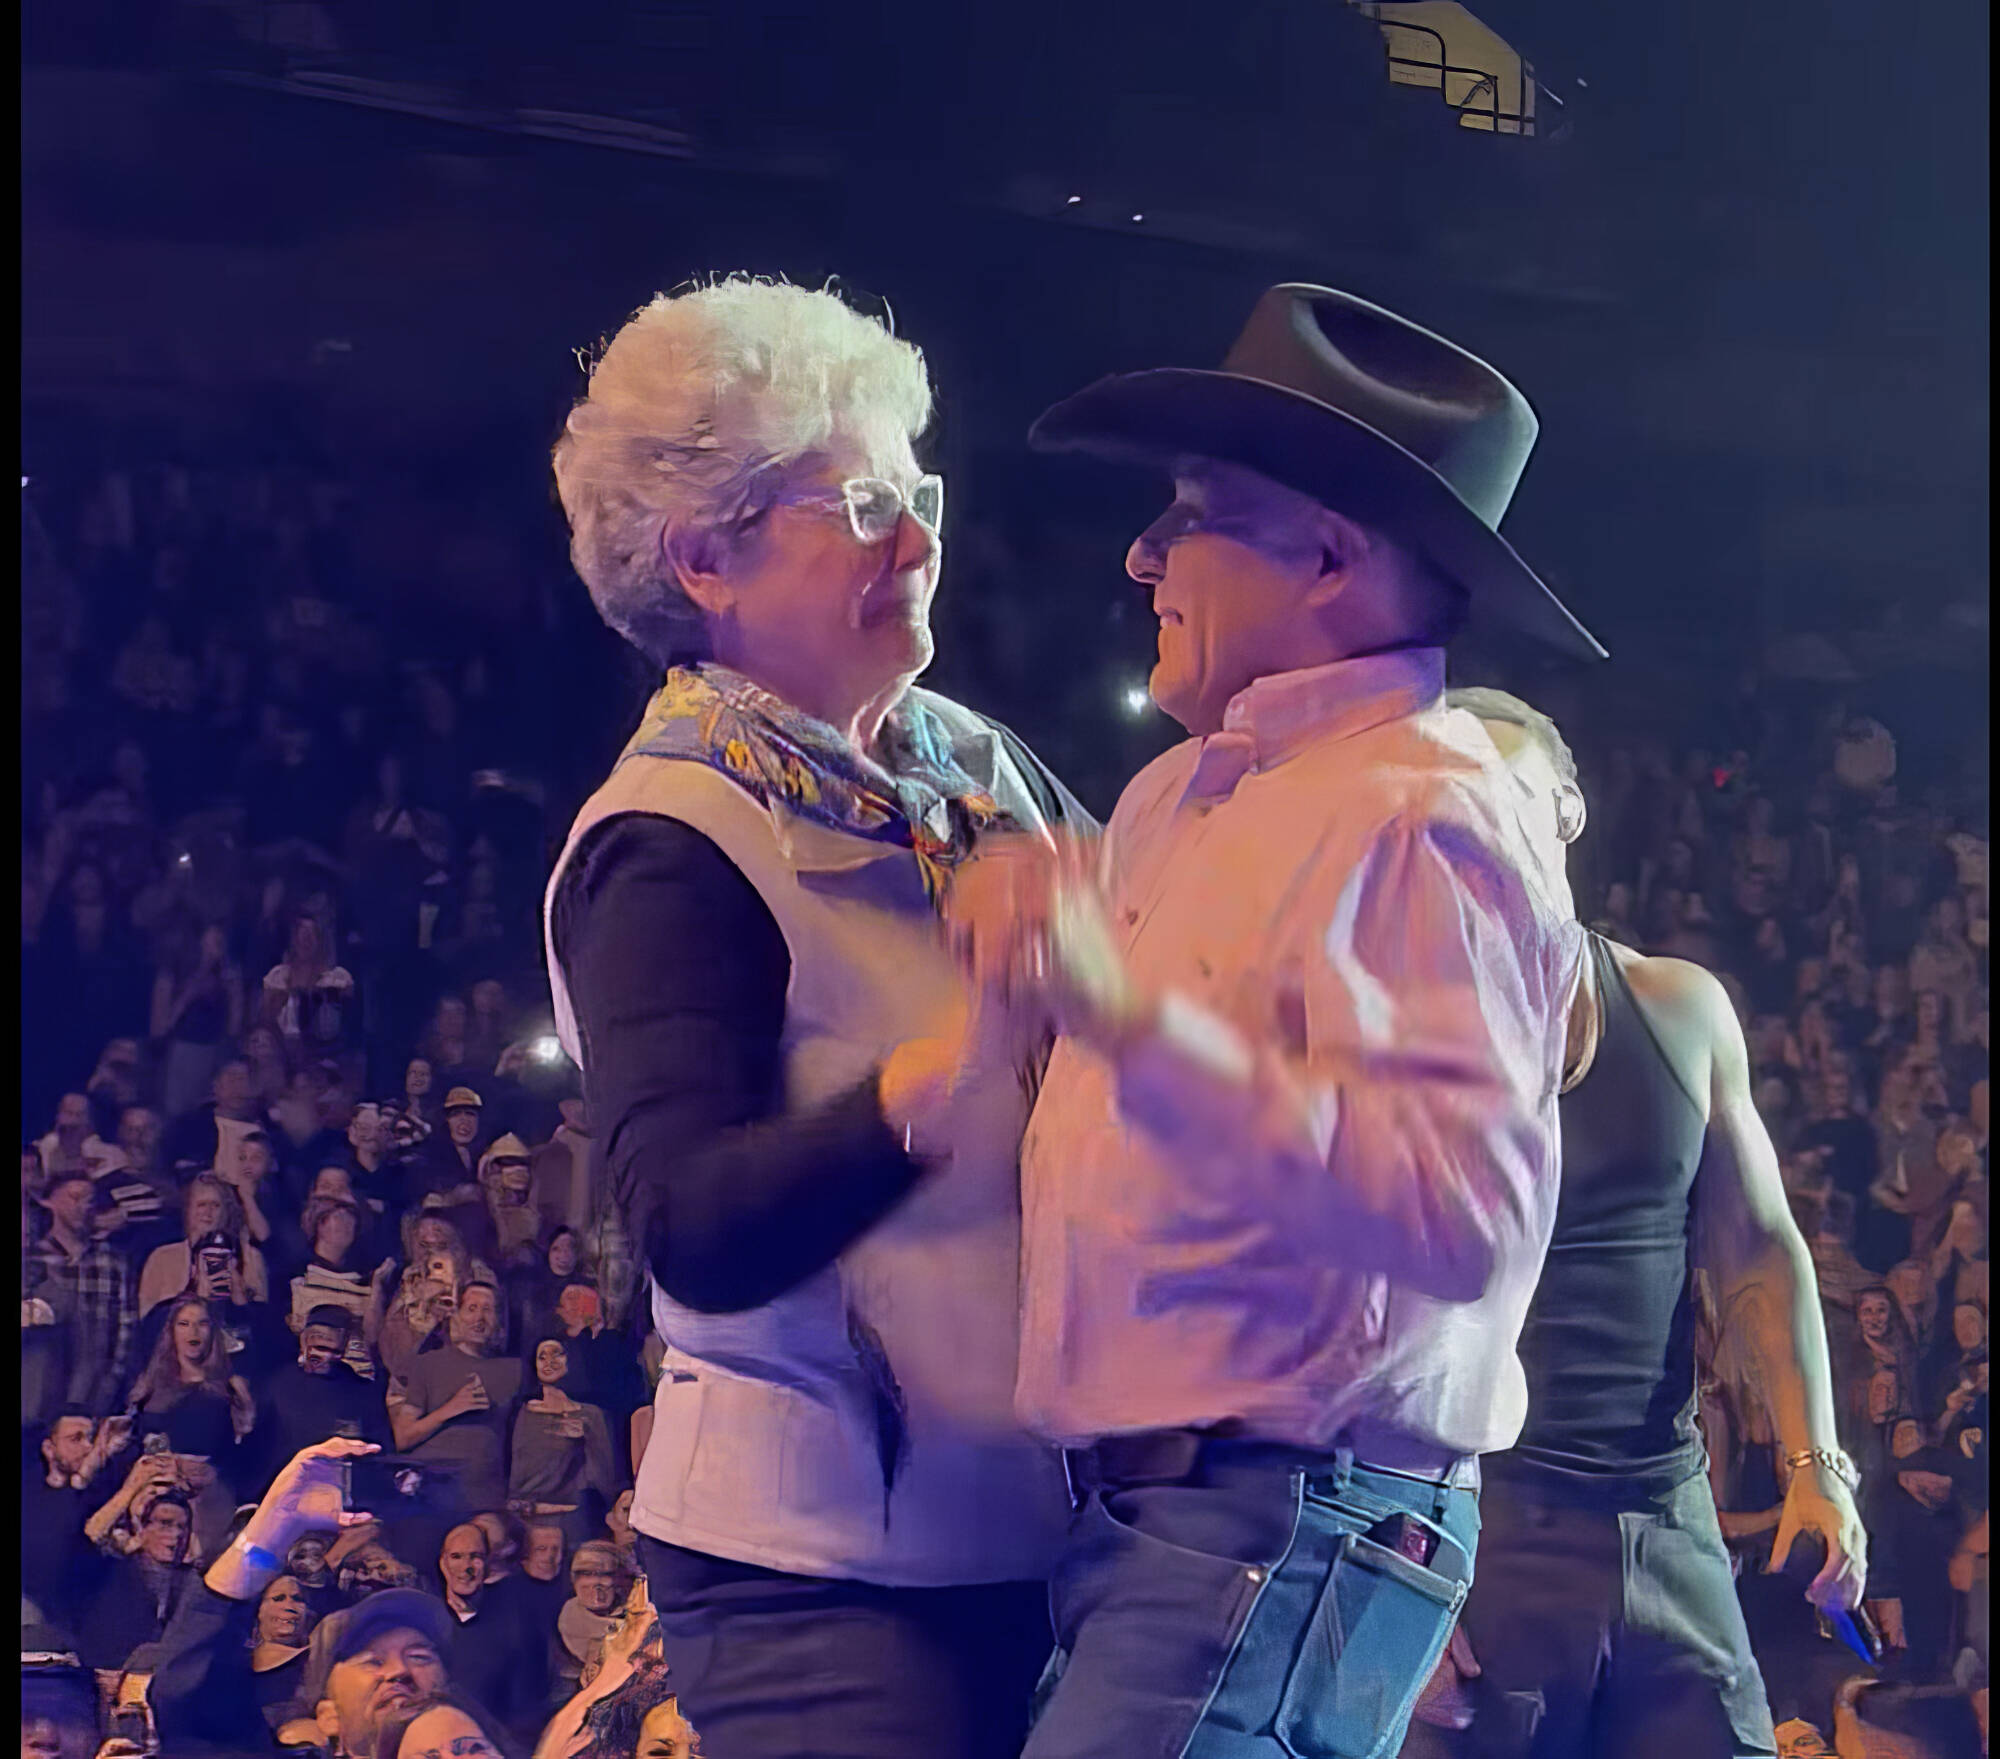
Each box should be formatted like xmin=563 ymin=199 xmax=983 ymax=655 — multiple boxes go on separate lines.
xmin=544 ymin=277 xmax=1084 ymax=1757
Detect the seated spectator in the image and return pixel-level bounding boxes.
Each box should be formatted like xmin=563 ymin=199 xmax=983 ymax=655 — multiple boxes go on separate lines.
xmin=260 ymin=1305 xmax=393 ymax=1474
xmin=554 ymin=1543 xmax=630 ymax=1698
xmin=511 ymin=1227 xmax=594 ymax=1351
xmin=128 ymin=1294 xmax=258 ymax=1482
xmin=99 ymin=1104 xmax=180 ymax=1267
xmin=412 ymin=1086 xmax=487 ymax=1200
xmin=479 ymin=1134 xmax=540 ymax=1271
xmin=510 ymin=1333 xmax=618 ymax=1541
xmin=20 ymin=1626 xmax=105 ymax=1759
xmin=160 ymin=1057 xmax=263 ymax=1181
xmin=263 ymin=910 xmax=359 ymax=1063
xmin=249 ymin=1572 xmax=317 ymax=1724
xmin=21 ymin=1412 xmax=121 ymax=1625
xmin=137 ymin=1175 xmax=270 ymax=1319
xmin=431 ymin=1522 xmax=546 ymax=1734
xmin=36 ymin=1092 xmax=123 ymax=1182
xmin=378 ymin=1689 xmax=527 ymax=1759
xmin=78 ymin=1488 xmax=196 ymax=1669
xmin=385 ymin=1280 xmax=522 ymax=1519
xmin=149 ymin=922 xmax=244 ymax=1124
xmin=30 ymin=1168 xmax=137 ymax=1414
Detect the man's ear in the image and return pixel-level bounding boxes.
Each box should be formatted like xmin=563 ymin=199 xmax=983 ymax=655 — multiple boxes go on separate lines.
xmin=1301 ymin=508 xmax=1372 ymax=611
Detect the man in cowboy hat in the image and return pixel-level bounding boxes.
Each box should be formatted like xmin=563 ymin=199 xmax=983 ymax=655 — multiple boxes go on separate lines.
xmin=946 ymin=284 xmax=1604 ymax=1757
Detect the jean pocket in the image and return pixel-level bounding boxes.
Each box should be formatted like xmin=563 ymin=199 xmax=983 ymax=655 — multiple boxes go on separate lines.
xmin=1273 ymin=1530 xmax=1469 ymax=1759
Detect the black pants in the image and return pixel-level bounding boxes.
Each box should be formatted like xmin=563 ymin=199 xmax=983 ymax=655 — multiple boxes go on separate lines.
xmin=1399 ymin=1469 xmax=1776 ymax=1759
xmin=638 ymin=1534 xmax=1051 ymax=1759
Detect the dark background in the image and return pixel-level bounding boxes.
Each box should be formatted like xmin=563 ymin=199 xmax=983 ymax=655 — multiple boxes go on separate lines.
xmin=21 ymin=0 xmax=1990 ymax=820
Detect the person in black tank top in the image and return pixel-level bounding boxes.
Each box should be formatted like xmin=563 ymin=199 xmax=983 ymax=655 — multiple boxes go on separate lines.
xmin=1401 ymin=693 xmax=1868 ymax=1759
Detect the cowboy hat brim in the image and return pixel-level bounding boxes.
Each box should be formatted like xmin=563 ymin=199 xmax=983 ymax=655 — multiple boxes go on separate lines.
xmin=1029 ymin=367 xmax=1608 ymax=663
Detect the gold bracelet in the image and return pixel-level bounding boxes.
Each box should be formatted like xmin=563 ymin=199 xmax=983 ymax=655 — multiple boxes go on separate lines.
xmin=1785 ymin=1447 xmax=1860 ymax=1491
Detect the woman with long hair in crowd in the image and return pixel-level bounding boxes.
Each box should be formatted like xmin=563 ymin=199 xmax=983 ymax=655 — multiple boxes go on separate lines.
xmin=149 ymin=920 xmax=245 ymax=1122
xmin=137 ymin=1174 xmax=270 ymax=1318
xmin=127 ymin=1293 xmax=257 ymax=1478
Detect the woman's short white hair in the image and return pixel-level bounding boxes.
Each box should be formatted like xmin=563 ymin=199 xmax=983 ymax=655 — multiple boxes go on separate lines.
xmin=553 ymin=275 xmax=933 ymax=665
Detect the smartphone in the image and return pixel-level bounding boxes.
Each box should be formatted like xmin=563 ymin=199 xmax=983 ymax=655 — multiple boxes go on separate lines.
xmin=343 ymin=1455 xmax=459 ymax=1515
xmin=108 ymin=1702 xmax=158 ymax=1753
xmin=1365 ymin=1512 xmax=1441 ymax=1568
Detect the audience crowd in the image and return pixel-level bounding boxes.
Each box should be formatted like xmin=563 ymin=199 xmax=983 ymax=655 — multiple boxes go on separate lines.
xmin=19 ymin=444 xmax=1988 ymax=1756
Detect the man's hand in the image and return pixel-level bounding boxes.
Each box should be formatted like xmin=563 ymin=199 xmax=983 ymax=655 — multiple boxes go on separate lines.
xmin=1770 ymin=1470 xmax=1868 ymax=1613
xmin=439 ymin=1375 xmax=491 ymax=1421
xmin=210 ymin=1437 xmax=379 ymax=1600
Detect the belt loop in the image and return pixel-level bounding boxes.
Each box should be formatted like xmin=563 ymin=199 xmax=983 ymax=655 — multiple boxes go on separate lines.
xmin=1431 ymin=1473 xmax=1451 ymax=1522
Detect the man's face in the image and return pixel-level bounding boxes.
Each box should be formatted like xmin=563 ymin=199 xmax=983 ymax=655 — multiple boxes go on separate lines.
xmin=138 ymin=1501 xmax=189 ymax=1565
xmin=118 ymin=1109 xmax=160 ymax=1165
xmin=300 ymin=1324 xmax=345 ymax=1374
xmin=1891 ymin=1419 xmax=1924 ymax=1460
xmin=440 ymin=1526 xmax=488 ymax=1598
xmin=1955 ymin=1305 xmax=1986 ymax=1352
xmin=1125 ymin=464 xmax=1331 ymax=736
xmin=44 ymin=1415 xmax=94 ymax=1476
xmin=572 ymin=1557 xmax=621 ymax=1615
xmin=1775 ymin=1721 xmax=1832 ymax=1757
xmin=447 ymin=1109 xmax=479 ymax=1147
xmin=522 ymin=1527 xmax=565 ymax=1583
xmin=1868 ymin=1369 xmax=1901 ymax=1424
xmin=318 ymin=1626 xmax=446 ymax=1757
xmin=452 ymin=1286 xmax=498 ymax=1353
xmin=348 ymin=1108 xmax=382 ymax=1155
xmin=1858 ymin=1295 xmax=1892 ymax=1341
xmin=42 ymin=1178 xmax=93 ymax=1236
xmin=214 ymin=1063 xmax=252 ymax=1115
xmin=289 ymin=1536 xmax=330 ymax=1584
xmin=54 ymin=1095 xmax=90 ymax=1143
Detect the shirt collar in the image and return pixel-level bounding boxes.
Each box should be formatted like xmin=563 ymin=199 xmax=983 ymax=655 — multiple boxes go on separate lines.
xmin=1215 ymin=648 xmax=1447 ymax=773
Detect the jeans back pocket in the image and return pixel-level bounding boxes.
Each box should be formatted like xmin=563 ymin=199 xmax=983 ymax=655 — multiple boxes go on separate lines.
xmin=1273 ymin=1528 xmax=1469 ymax=1758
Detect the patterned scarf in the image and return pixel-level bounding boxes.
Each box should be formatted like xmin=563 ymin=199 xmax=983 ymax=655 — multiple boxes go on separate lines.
xmin=618 ymin=663 xmax=1012 ymax=903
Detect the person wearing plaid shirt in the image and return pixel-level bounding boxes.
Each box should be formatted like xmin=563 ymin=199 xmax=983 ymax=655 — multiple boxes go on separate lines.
xmin=30 ymin=1168 xmax=137 ymax=1414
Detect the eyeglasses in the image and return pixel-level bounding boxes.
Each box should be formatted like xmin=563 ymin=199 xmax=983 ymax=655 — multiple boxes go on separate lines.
xmin=779 ymin=474 xmax=944 ymax=546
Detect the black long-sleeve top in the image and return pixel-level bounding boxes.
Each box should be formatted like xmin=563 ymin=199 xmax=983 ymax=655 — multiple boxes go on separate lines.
xmin=550 ymin=724 xmax=1083 ymax=1317
xmin=551 ymin=814 xmax=928 ymax=1314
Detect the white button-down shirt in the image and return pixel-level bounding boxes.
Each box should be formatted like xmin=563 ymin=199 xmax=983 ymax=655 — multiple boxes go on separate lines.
xmin=1017 ymin=648 xmax=1583 ymax=1457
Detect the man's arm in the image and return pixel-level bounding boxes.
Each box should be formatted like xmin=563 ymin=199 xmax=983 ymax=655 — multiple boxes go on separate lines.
xmin=1688 ymin=963 xmax=1868 ymax=1612
xmin=386 ymin=1367 xmax=482 ymax=1452
xmin=1062 ymin=814 xmax=1573 ymax=1303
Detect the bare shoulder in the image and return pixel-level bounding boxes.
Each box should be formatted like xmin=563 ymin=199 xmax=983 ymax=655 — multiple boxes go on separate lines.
xmin=1604 ymin=942 xmax=1743 ymax=1071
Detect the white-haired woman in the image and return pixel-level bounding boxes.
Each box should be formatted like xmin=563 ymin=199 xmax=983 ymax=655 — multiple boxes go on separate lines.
xmin=543 ymin=278 xmax=1087 ymax=1759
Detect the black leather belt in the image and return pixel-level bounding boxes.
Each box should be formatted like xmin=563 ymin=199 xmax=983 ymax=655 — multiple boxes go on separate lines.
xmin=1061 ymin=1427 xmax=1480 ymax=1507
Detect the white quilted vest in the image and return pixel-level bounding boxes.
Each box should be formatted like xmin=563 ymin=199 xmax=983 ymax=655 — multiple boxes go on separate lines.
xmin=543 ymin=695 xmax=1072 ymax=1585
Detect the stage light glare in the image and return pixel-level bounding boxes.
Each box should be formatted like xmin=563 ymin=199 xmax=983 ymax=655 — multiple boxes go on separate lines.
xmin=1066 ymin=194 xmax=1082 ymax=204
xmin=1120 ymin=683 xmax=1153 ymax=718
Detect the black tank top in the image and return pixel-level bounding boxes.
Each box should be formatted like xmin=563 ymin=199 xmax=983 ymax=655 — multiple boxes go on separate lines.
xmin=1501 ymin=931 xmax=1710 ymax=1499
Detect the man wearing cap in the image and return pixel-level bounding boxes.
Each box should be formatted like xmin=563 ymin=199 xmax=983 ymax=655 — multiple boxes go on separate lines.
xmin=946 ymin=285 xmax=1600 ymax=1756
xmin=259 ymin=1305 xmax=394 ymax=1475
xmin=148 ymin=1437 xmax=454 ymax=1755
xmin=411 ymin=1088 xmax=486 ymax=1200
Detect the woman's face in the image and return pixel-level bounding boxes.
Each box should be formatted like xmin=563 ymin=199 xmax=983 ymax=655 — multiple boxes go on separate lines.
xmin=1955 ymin=1304 xmax=1987 ymax=1351
xmin=405 ymin=1059 xmax=432 ymax=1099
xmin=698 ymin=435 xmax=942 ymax=728
xmin=312 ymin=1167 xmax=354 ymax=1203
xmin=1858 ymin=1294 xmax=1892 ymax=1342
xmin=535 ymin=1340 xmax=569 ymax=1385
xmin=245 ymin=1027 xmax=280 ymax=1065
xmin=414 ymin=1219 xmax=452 ymax=1258
xmin=548 ymin=1233 xmax=579 ymax=1277
xmin=400 ymin=1706 xmax=502 ymax=1759
xmin=173 ymin=1303 xmax=213 ymax=1362
xmin=258 ymin=1576 xmax=310 ymax=1647
xmin=316 ymin=1207 xmax=358 ymax=1260
xmin=288 ymin=917 xmax=321 ymax=964
xmin=638 ymin=1699 xmax=702 ymax=1759
xmin=188 ymin=1187 xmax=225 ymax=1235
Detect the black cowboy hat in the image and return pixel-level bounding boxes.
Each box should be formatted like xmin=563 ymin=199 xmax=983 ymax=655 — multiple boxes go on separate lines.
xmin=1028 ymin=284 xmax=1606 ymax=662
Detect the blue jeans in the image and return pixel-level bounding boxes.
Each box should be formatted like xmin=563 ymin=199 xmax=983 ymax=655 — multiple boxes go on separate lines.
xmin=1025 ymin=1447 xmax=1481 ymax=1759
